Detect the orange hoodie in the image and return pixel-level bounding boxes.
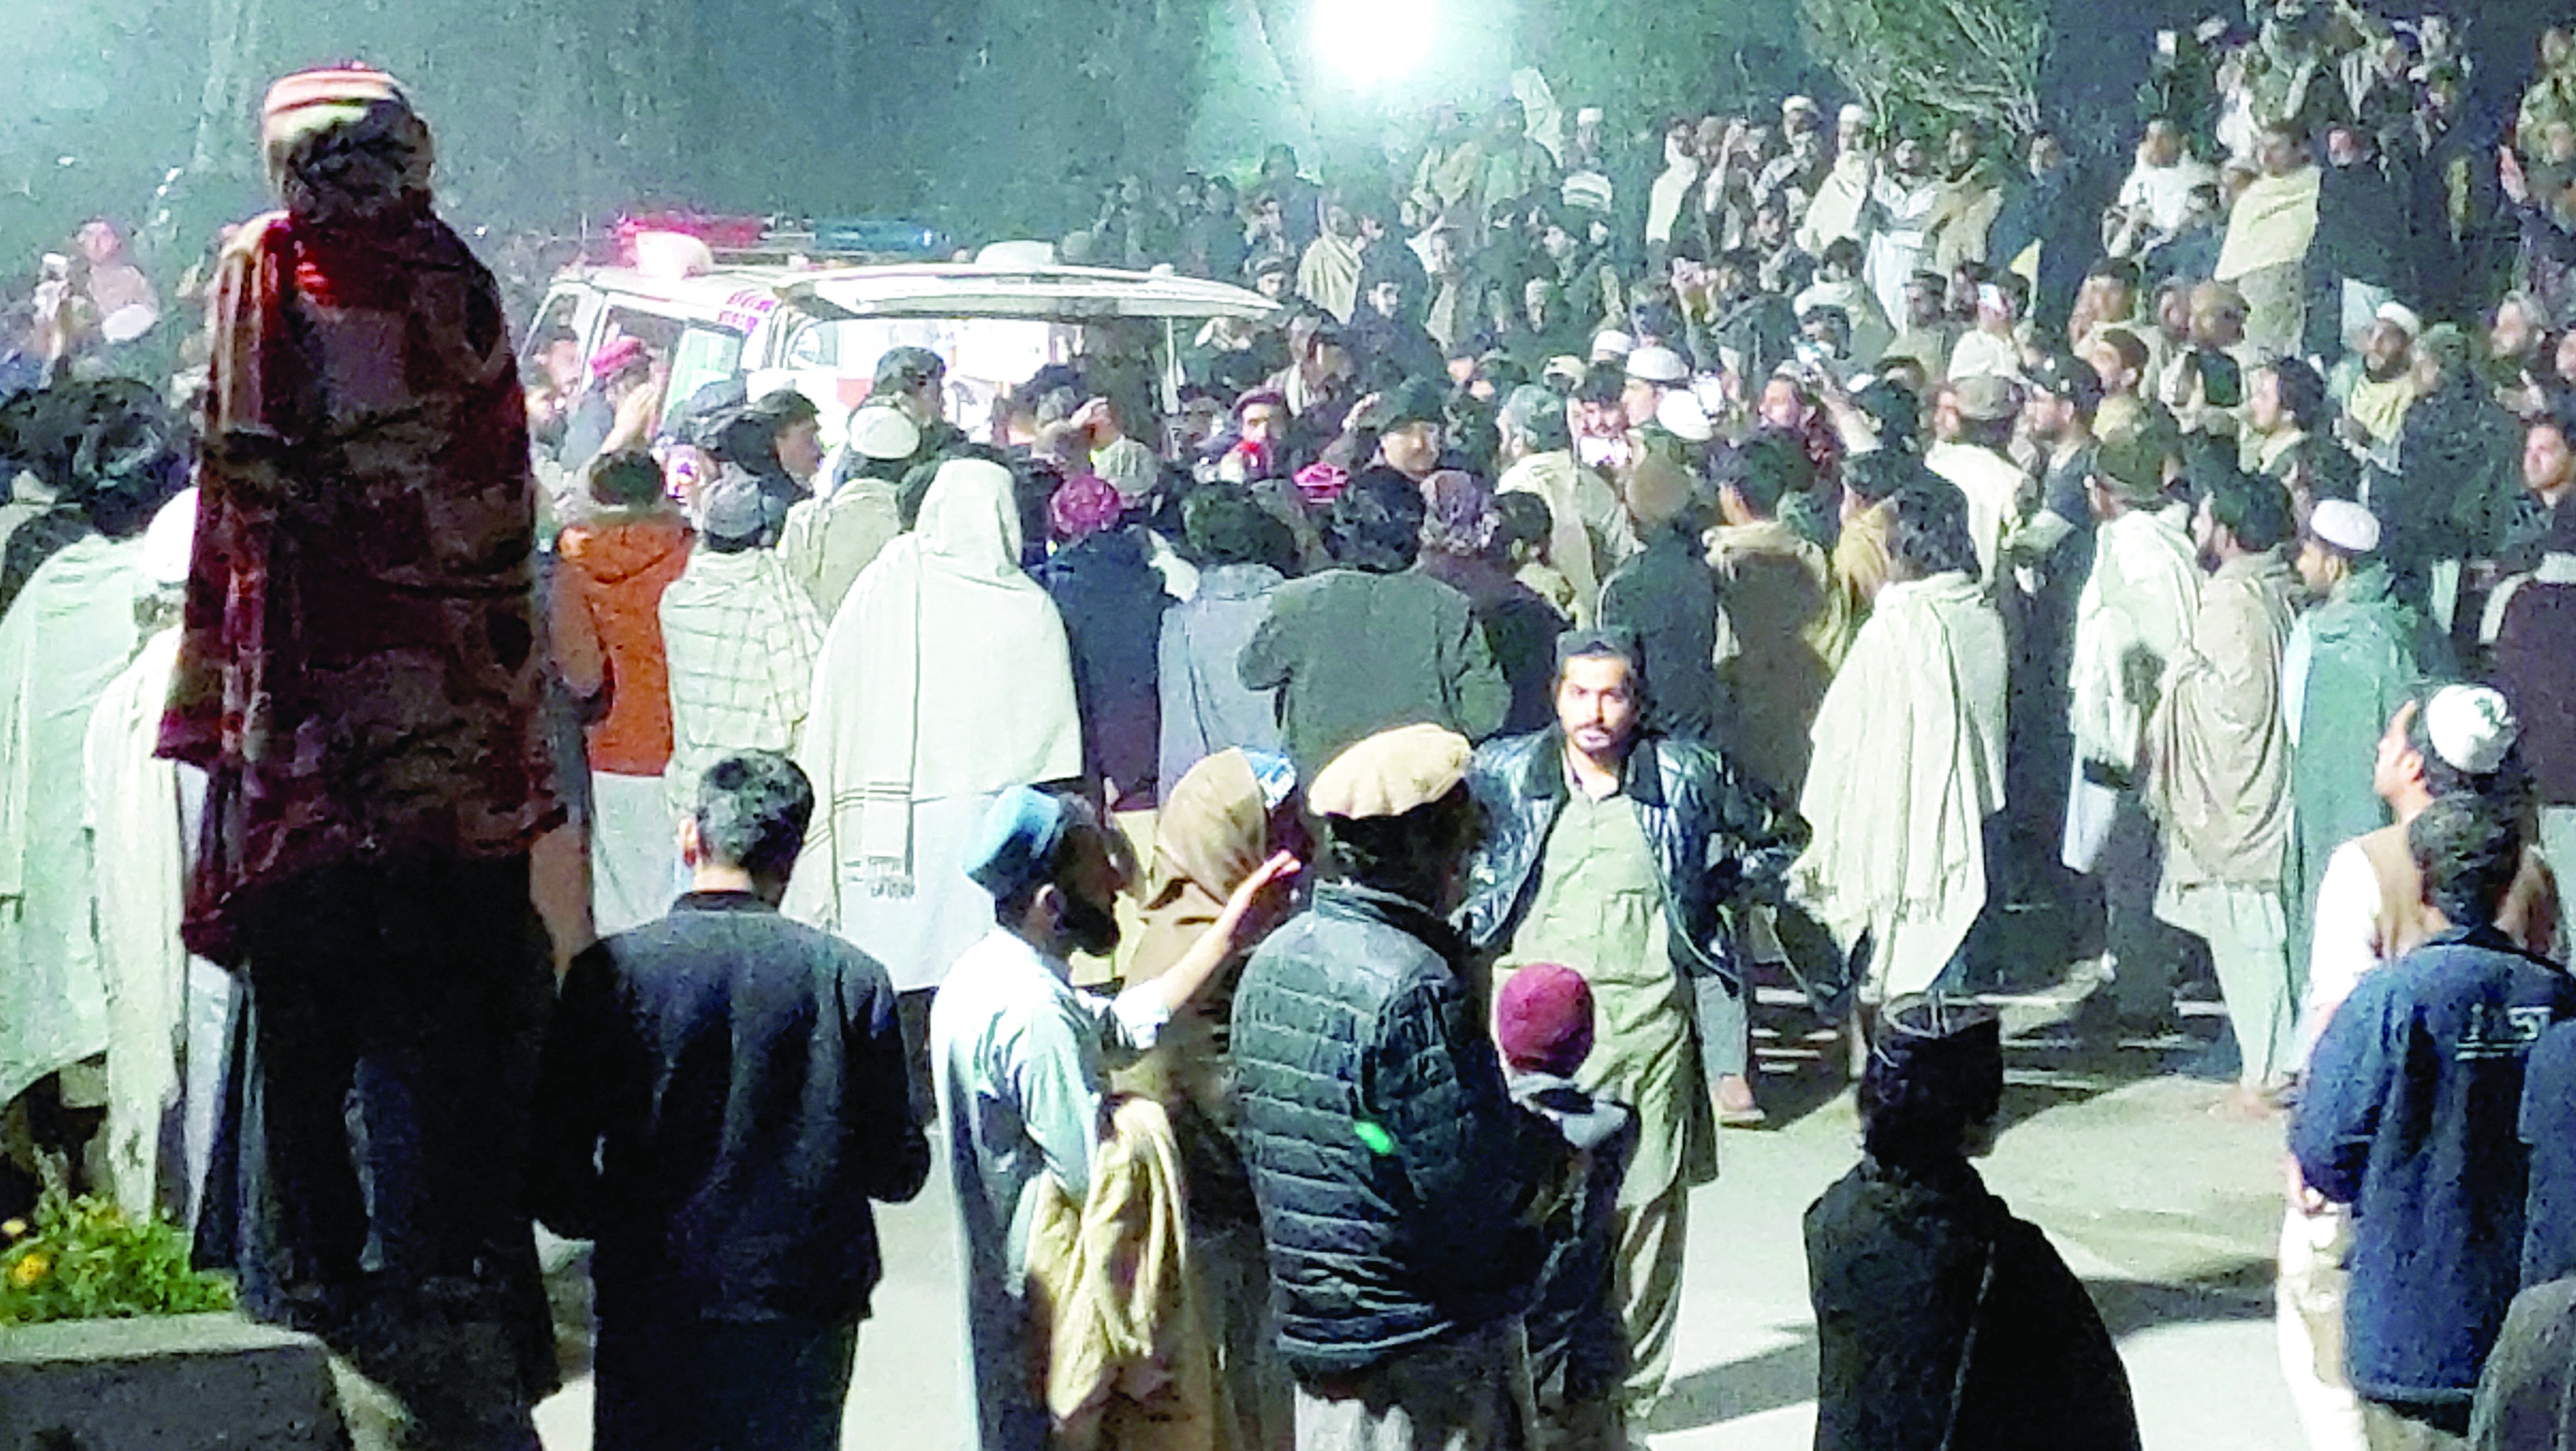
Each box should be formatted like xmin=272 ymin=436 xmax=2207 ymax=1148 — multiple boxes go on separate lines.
xmin=553 ymin=510 xmax=695 ymax=776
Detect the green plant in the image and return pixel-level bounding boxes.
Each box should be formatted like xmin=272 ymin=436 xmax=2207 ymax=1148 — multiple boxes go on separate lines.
xmin=0 ymin=1160 xmax=233 ymax=1327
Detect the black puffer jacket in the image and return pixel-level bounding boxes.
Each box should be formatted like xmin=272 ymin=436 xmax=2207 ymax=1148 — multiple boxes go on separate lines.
xmin=1460 ymin=728 xmax=1807 ymax=986
xmin=1231 ymin=881 xmax=1560 ymax=1377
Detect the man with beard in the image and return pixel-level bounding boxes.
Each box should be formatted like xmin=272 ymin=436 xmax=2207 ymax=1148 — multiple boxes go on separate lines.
xmin=2309 ymin=123 xmax=2412 ymax=363
xmin=1923 ymin=124 xmax=2004 ymax=276
xmin=1798 ymin=105 xmax=1877 ymax=260
xmin=1863 ymin=135 xmax=1947 ymax=328
xmin=2331 ymin=304 xmax=2423 ymax=468
xmin=2001 ymin=356 xmax=2105 ymax=908
xmin=934 ymin=786 xmax=1296 ymax=1450
xmin=2149 ymin=468 xmax=2302 ymax=1109
xmin=2217 ymin=120 xmax=2324 ymax=363
xmin=1348 ymin=274 xmax=1446 ymax=392
xmin=1465 ymin=631 xmax=1806 ymax=1416
xmin=1297 ymin=193 xmax=1368 ymax=325
xmin=1881 ymin=271 xmax=1961 ymax=382
xmin=2379 ymin=325 xmax=2519 ymax=627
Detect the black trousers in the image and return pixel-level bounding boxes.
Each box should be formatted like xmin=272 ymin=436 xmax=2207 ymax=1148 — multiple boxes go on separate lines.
xmin=594 ymin=1312 xmax=860 ymax=1451
xmin=199 ymin=855 xmax=556 ymax=1450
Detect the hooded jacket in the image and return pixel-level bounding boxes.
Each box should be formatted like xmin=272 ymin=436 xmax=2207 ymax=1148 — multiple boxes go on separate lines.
xmin=1509 ymin=1072 xmax=1636 ymax=1406
xmin=553 ymin=508 xmax=693 ymax=775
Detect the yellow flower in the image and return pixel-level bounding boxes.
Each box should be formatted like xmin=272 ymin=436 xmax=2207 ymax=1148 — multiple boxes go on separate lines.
xmin=0 ymin=1219 xmax=23 ymax=1241
xmin=7 ymin=1251 xmax=50 ymax=1289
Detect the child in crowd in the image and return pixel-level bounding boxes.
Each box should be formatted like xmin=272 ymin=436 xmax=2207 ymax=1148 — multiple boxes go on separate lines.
xmin=1496 ymin=963 xmax=1639 ymax=1451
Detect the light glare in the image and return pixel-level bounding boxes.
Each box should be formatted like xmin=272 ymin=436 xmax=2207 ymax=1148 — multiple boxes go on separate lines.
xmin=1315 ymin=0 xmax=1439 ymax=85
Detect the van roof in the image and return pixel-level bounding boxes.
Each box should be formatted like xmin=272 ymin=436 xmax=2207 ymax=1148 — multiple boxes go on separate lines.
xmin=564 ymin=261 xmax=1278 ymax=325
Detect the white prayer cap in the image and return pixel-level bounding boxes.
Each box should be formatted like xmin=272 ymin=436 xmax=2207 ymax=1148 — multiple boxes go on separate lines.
xmin=1656 ymin=389 xmax=1715 ymax=442
xmin=1590 ymin=329 xmax=1636 ymax=362
xmin=1625 ymin=344 xmax=1691 ymax=385
xmin=2423 ymin=684 xmax=2519 ymax=776
xmin=143 ymin=486 xmax=197 ymax=587
xmin=847 ymin=402 xmax=921 ymax=462
xmin=1560 ymin=172 xmax=1615 ymax=213
xmin=1838 ymin=104 xmax=1872 ymax=127
xmin=1576 ymin=106 xmax=1605 ymax=125
xmin=2308 ymin=498 xmax=2381 ymax=555
xmin=1783 ymin=95 xmax=1820 ymax=116
xmin=2375 ymin=300 xmax=2424 ymax=337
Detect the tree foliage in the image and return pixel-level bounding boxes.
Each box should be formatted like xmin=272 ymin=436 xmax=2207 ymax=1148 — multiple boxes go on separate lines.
xmin=1798 ymin=0 xmax=2047 ymax=139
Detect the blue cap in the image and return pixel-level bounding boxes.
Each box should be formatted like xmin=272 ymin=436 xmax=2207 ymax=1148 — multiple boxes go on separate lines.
xmin=964 ymin=787 xmax=1070 ymax=899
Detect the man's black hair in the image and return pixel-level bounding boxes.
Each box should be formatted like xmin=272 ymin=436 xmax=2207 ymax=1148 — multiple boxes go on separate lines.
xmin=1321 ymin=787 xmax=1481 ymax=908
xmin=1573 ymin=368 xmax=1624 ymax=408
xmin=749 ymin=387 xmax=819 ymax=426
xmin=1327 ymin=467 xmax=1428 ymax=573
xmin=1848 ymin=381 xmax=1922 ymax=455
xmin=1843 ymin=446 xmax=1920 ymax=506
xmin=1889 ymin=478 xmax=1982 ymax=577
xmin=48 ymin=381 xmax=188 ymax=540
xmin=1725 ymin=430 xmax=1813 ymax=517
xmin=588 ymin=450 xmax=667 ymax=509
xmin=2266 ymin=357 xmax=2328 ymax=430
xmin=2087 ymin=256 xmax=2144 ymax=291
xmin=1183 ymin=485 xmax=1297 ymax=573
xmin=2203 ymin=465 xmax=2294 ymax=552
xmin=2408 ymin=793 xmax=2525 ymax=929
xmin=1859 ymin=1004 xmax=2004 ymax=1166
xmin=1492 ymin=490 xmax=1553 ymax=554
xmin=693 ymin=751 xmax=816 ymax=881
xmin=707 ymin=411 xmax=782 ymax=470
xmin=1554 ymin=625 xmax=1646 ymax=683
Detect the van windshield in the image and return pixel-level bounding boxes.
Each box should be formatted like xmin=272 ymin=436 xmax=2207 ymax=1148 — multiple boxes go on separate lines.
xmin=767 ymin=309 xmax=1175 ymax=447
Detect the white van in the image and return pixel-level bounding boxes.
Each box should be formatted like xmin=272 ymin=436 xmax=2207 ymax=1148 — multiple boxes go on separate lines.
xmin=523 ymin=251 xmax=1279 ymax=449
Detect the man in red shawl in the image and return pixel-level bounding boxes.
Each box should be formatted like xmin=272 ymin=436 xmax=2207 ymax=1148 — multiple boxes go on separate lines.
xmin=159 ymin=67 xmax=561 ymax=1449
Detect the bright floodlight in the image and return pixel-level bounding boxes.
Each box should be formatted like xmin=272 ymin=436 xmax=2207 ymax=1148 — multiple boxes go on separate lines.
xmin=1315 ymin=0 xmax=1438 ymax=85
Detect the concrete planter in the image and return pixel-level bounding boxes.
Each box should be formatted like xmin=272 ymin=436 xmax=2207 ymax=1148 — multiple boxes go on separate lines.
xmin=0 ymin=1313 xmax=349 ymax=1451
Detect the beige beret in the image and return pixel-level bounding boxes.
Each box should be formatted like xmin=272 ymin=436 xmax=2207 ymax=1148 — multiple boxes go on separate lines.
xmin=1310 ymin=724 xmax=1473 ymax=821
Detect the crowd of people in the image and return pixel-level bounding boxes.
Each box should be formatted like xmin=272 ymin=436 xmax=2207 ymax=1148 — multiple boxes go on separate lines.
xmin=17 ymin=6 xmax=2576 ymax=1450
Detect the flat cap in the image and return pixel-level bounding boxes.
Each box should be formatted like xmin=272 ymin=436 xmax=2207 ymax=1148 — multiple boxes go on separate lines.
xmin=1310 ymin=724 xmax=1472 ymax=820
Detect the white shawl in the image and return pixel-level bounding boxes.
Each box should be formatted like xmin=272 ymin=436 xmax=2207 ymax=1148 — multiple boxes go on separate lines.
xmin=2216 ymin=165 xmax=2321 ymax=284
xmin=2068 ymin=508 xmax=2203 ymax=773
xmin=791 ymin=459 xmax=1081 ymax=926
xmin=0 ymin=534 xmax=151 ymax=1108
xmin=1296 ymin=233 xmax=1364 ymax=325
xmin=83 ymin=627 xmax=188 ymax=1217
xmin=1792 ymin=572 xmax=2009 ymax=1000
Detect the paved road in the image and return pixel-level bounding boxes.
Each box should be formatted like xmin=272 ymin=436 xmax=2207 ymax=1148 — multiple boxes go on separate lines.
xmin=535 ymin=984 xmax=2304 ymax=1450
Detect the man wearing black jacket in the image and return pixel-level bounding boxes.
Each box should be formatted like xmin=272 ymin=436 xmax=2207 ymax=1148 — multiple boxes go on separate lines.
xmin=1463 ymin=628 xmax=1807 ymax=1423
xmin=534 ymin=751 xmax=929 ymax=1451
xmin=1232 ymin=723 xmax=1566 ymax=1448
